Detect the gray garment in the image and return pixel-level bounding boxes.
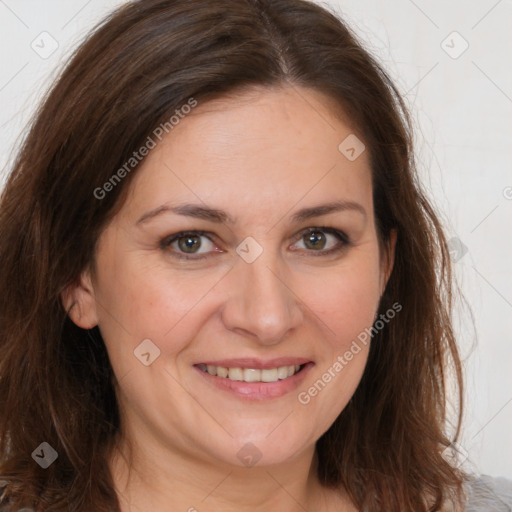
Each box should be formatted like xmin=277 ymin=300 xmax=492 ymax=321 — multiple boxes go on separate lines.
xmin=0 ymin=474 xmax=511 ymax=510
xmin=464 ymin=474 xmax=512 ymax=511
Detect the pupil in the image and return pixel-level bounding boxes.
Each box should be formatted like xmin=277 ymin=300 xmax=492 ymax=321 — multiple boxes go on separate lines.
xmin=305 ymin=231 xmax=325 ymax=250
xmin=179 ymin=234 xmax=201 ymax=253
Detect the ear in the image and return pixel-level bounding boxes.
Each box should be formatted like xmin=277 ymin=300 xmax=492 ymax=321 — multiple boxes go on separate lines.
xmin=380 ymin=228 xmax=397 ymax=296
xmin=60 ymin=267 xmax=99 ymax=329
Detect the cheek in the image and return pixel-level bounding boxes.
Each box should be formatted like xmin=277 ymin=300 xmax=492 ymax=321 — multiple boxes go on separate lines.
xmin=293 ymin=258 xmax=380 ymax=430
xmin=93 ymin=251 xmax=227 ymax=365
xmin=300 ymin=252 xmax=382 ymax=349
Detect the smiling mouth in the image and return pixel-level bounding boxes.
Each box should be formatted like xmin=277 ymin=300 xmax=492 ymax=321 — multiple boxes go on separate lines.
xmin=196 ymin=363 xmax=306 ymax=383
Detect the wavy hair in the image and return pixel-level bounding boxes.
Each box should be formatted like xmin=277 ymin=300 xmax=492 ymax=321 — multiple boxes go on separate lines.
xmin=0 ymin=0 xmax=467 ymax=510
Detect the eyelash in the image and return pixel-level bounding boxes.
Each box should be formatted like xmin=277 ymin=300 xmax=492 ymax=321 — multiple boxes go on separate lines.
xmin=160 ymin=227 xmax=351 ymax=261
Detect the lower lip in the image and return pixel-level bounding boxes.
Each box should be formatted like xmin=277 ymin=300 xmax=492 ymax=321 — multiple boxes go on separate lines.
xmin=193 ymin=362 xmax=315 ymax=401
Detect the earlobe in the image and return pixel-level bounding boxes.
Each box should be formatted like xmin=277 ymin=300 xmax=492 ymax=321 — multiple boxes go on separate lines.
xmin=60 ymin=269 xmax=99 ymax=329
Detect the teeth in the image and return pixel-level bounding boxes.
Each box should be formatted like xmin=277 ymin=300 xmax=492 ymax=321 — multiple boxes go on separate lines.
xmin=243 ymin=368 xmax=261 ymax=382
xmin=277 ymin=366 xmax=289 ymax=379
xmin=199 ymin=364 xmax=302 ymax=382
xmin=261 ymin=368 xmax=278 ymax=382
xmin=217 ymin=366 xmax=228 ymax=378
xmin=229 ymin=368 xmax=243 ymax=381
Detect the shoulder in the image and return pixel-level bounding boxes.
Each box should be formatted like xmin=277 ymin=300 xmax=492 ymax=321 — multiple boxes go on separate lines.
xmin=462 ymin=474 xmax=512 ymax=511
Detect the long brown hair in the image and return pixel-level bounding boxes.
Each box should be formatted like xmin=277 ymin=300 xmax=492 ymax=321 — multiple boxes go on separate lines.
xmin=0 ymin=0 xmax=467 ymax=510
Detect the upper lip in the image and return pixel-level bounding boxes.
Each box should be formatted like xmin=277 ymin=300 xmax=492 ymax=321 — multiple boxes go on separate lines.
xmin=195 ymin=357 xmax=313 ymax=369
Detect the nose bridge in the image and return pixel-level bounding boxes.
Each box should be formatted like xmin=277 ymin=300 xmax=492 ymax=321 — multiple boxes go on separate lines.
xmin=221 ymin=241 xmax=303 ymax=343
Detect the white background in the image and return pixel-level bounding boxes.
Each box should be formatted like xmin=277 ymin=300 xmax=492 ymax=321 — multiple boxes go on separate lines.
xmin=1 ymin=0 xmax=511 ymax=479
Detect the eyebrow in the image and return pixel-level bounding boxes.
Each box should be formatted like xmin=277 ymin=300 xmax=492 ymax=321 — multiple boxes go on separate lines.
xmin=135 ymin=200 xmax=367 ymax=226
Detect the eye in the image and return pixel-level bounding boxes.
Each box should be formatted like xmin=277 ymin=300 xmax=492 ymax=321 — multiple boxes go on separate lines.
xmin=161 ymin=227 xmax=350 ymax=261
xmin=290 ymin=227 xmax=350 ymax=256
xmin=161 ymin=231 xmax=220 ymax=260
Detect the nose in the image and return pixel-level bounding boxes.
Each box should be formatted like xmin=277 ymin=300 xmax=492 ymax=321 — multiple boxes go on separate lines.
xmin=220 ymin=247 xmax=304 ymax=345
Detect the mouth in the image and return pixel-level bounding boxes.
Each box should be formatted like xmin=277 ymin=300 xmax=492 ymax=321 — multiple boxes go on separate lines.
xmin=196 ymin=363 xmax=306 ymax=382
xmin=193 ymin=359 xmax=314 ymax=400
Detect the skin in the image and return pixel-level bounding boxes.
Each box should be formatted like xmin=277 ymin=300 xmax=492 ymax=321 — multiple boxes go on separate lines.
xmin=62 ymin=85 xmax=396 ymax=512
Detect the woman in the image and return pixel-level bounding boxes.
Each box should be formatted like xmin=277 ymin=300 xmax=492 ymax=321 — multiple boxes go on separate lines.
xmin=0 ymin=0 xmax=510 ymax=510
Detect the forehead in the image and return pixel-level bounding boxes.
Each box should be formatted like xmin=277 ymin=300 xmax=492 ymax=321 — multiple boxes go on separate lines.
xmin=123 ymin=85 xmax=372 ymax=220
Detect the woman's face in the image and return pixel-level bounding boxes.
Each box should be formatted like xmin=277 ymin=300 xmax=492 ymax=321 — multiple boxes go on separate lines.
xmin=64 ymin=85 xmax=395 ymax=469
